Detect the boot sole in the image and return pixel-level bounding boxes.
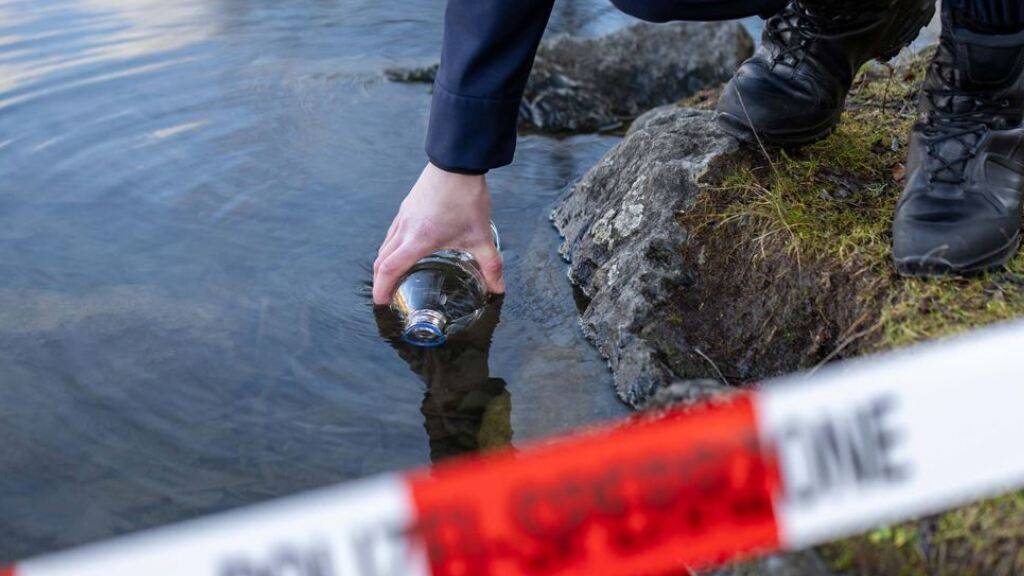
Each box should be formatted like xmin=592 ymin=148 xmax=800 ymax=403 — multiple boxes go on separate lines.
xmin=717 ymin=110 xmax=839 ymax=148
xmin=894 ymin=233 xmax=1022 ymax=277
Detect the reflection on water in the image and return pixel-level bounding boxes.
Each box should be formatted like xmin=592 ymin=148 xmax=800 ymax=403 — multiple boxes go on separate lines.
xmin=0 ymin=0 xmax=630 ymax=561
xmin=376 ymin=299 xmax=512 ymax=462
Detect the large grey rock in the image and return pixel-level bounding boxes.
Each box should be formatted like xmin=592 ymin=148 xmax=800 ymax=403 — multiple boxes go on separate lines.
xmin=551 ymin=107 xmax=748 ymax=407
xmin=387 ymin=22 xmax=753 ymax=133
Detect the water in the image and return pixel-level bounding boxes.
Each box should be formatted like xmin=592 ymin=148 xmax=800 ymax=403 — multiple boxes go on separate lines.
xmin=0 ymin=0 xmax=942 ymax=561
xmin=0 ymin=0 xmax=641 ymax=560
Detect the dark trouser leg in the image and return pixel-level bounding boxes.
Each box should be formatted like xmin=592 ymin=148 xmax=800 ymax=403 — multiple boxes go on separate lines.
xmin=946 ymin=0 xmax=1024 ymax=33
xmin=609 ymin=0 xmax=787 ymax=23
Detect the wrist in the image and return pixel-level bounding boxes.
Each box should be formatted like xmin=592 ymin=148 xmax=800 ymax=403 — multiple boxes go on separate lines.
xmin=427 ymin=159 xmax=488 ymax=177
xmin=425 ymin=162 xmax=487 ymax=187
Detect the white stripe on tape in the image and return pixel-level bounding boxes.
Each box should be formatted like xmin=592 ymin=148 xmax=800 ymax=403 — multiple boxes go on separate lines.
xmin=760 ymin=321 xmax=1024 ymax=549
xmin=17 ymin=475 xmax=425 ymax=576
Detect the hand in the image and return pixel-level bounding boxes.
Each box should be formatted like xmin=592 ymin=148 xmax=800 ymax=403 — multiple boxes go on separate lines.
xmin=373 ymin=163 xmax=504 ymax=305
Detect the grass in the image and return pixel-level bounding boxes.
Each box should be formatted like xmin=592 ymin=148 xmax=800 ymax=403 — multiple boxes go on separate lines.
xmin=821 ymin=495 xmax=1024 ymax=575
xmin=709 ymin=50 xmax=1024 ymax=353
xmin=699 ymin=51 xmax=1024 ymax=575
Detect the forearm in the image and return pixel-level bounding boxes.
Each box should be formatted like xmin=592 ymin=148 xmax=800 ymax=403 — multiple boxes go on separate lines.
xmin=426 ymin=0 xmax=556 ymax=173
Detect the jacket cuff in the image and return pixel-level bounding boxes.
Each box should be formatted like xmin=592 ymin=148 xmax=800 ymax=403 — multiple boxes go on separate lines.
xmin=427 ymin=157 xmax=488 ymax=176
xmin=425 ymin=82 xmax=520 ymax=173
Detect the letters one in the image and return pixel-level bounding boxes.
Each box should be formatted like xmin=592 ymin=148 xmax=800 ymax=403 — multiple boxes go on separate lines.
xmin=777 ymin=394 xmax=910 ymax=505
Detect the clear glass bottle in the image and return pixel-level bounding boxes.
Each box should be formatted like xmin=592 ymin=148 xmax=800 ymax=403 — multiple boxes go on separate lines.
xmin=390 ymin=222 xmax=500 ymax=347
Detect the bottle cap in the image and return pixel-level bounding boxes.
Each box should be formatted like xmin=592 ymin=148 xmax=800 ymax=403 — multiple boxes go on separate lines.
xmin=402 ymin=309 xmax=448 ymax=347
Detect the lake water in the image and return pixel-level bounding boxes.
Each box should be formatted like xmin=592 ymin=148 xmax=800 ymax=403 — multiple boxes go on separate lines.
xmin=0 ymin=0 xmax=641 ymax=560
xmin=0 ymin=0 xmax=940 ymax=561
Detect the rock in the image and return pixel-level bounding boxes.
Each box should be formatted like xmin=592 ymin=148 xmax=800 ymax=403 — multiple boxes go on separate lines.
xmin=386 ymin=22 xmax=753 ymax=133
xmin=551 ymin=107 xmax=746 ymax=407
xmin=640 ymin=379 xmax=732 ymax=410
xmin=551 ymin=106 xmax=878 ymax=407
xmin=384 ymin=63 xmax=438 ymax=84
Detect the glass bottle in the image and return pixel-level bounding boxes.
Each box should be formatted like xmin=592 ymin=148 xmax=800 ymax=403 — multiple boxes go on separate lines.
xmin=390 ymin=222 xmax=500 ymax=347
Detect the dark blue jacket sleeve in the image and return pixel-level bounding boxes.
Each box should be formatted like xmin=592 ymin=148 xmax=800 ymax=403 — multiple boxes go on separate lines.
xmin=425 ymin=0 xmax=556 ymax=174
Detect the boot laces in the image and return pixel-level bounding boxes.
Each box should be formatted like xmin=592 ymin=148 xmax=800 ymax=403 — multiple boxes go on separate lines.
xmin=766 ymin=4 xmax=820 ymax=68
xmin=923 ymin=59 xmax=1012 ymax=186
xmin=765 ymin=2 xmax=851 ymax=68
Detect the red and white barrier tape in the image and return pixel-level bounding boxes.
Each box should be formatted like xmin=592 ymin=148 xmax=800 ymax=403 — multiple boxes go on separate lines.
xmin=7 ymin=320 xmax=1024 ymax=576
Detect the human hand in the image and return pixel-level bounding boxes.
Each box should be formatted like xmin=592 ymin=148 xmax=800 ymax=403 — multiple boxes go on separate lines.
xmin=372 ymin=163 xmax=504 ymax=305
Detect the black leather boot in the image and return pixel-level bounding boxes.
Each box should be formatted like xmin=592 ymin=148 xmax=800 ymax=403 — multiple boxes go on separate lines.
xmin=893 ymin=18 xmax=1024 ymax=276
xmin=717 ymin=0 xmax=935 ymax=146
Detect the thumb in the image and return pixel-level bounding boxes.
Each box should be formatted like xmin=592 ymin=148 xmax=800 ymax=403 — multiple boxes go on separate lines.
xmin=473 ymin=243 xmax=505 ymax=295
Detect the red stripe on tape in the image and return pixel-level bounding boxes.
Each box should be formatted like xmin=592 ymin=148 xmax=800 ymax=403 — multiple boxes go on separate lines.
xmin=408 ymin=393 xmax=782 ymax=576
xmin=1 ymin=566 xmax=14 ymax=576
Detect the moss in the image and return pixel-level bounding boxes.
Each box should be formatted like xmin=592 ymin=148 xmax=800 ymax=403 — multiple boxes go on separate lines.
xmin=701 ymin=51 xmax=1024 ymax=575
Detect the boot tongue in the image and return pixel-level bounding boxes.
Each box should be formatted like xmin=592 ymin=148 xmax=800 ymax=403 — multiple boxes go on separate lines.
xmin=922 ymin=54 xmax=987 ymax=184
xmin=926 ymin=51 xmax=987 ymax=116
xmin=775 ymin=9 xmax=808 ymax=45
xmin=919 ymin=22 xmax=1024 ymax=184
xmin=938 ymin=94 xmax=986 ymax=115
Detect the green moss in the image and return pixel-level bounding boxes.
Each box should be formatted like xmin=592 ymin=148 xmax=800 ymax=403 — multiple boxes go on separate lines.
xmin=707 ymin=52 xmax=1024 ymax=575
